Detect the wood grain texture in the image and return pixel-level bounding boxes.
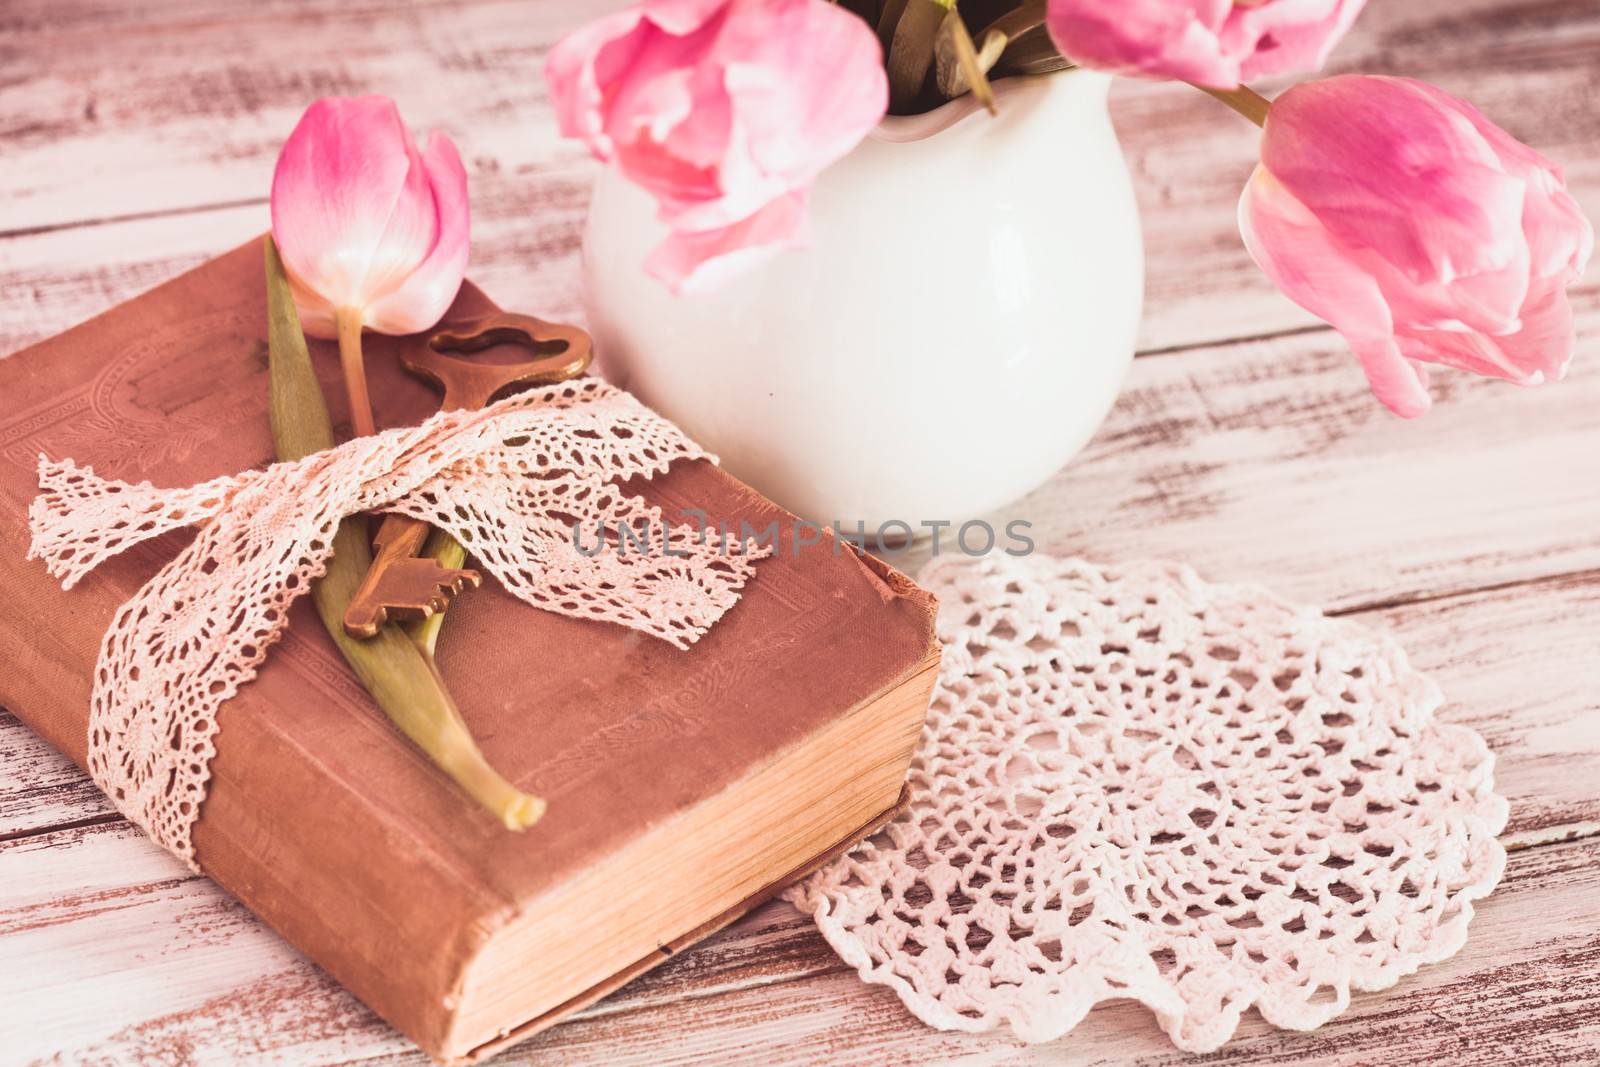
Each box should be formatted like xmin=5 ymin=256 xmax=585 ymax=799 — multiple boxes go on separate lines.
xmin=0 ymin=710 xmax=114 ymax=840
xmin=5 ymin=821 xmax=1596 ymax=1065
xmin=511 ymin=836 xmax=1600 ymax=1067
xmin=3 ymin=541 xmax=1595 ymax=1061
xmin=2 ymin=0 xmax=1597 ymax=354
xmin=5 ymin=358 xmax=1599 ymax=844
xmin=2 ymin=0 xmax=1598 ymax=1063
xmin=889 ymin=296 xmax=1600 ymax=611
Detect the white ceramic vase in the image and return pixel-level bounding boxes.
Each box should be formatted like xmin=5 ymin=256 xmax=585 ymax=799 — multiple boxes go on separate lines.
xmin=581 ymin=69 xmax=1143 ymax=530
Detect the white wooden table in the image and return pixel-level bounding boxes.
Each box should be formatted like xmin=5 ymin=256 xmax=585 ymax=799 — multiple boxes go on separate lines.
xmin=3 ymin=1 xmax=1598 ymax=1063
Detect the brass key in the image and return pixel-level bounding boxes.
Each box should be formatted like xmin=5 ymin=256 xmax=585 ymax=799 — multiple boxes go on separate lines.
xmin=342 ymin=309 xmax=593 ymax=639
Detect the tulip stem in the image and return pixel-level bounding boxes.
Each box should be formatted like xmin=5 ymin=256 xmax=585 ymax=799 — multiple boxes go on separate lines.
xmin=335 ymin=306 xmax=377 ymax=438
xmin=1199 ymin=84 xmax=1272 ymax=127
xmin=268 ymin=240 xmax=544 ymax=832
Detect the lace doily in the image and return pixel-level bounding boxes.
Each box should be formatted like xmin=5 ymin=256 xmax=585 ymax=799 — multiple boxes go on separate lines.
xmin=788 ymin=555 xmax=1507 ymax=1052
xmin=28 ymin=378 xmax=763 ymax=869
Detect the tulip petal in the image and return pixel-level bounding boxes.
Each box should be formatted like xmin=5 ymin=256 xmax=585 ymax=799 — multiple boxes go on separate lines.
xmin=1242 ymin=166 xmax=1433 ymax=417
xmin=1047 ymin=0 xmax=1237 ymax=87
xmin=271 ymin=96 xmax=436 ymax=323
xmin=1233 ymin=0 xmax=1369 ymax=82
xmin=610 ymin=51 xmax=731 ymax=208
xmin=1245 ymin=73 xmax=1591 ymax=414
xmin=1045 ymin=0 xmax=1364 ymax=89
xmin=1480 ymin=278 xmax=1578 ymax=382
xmin=1519 ymin=168 xmax=1595 ymax=284
xmin=1352 ymin=340 xmax=1433 ymax=419
xmin=641 ymin=0 xmax=731 ymax=32
xmin=1350 ymin=217 xmax=1531 ymax=338
xmin=363 ymin=131 xmax=471 ymax=335
xmin=644 ymin=188 xmax=809 ymax=294
xmin=1264 ymin=78 xmax=1530 ymax=290
xmin=547 ymin=0 xmax=731 ymax=163
xmin=1408 ymin=78 xmax=1593 ymax=286
xmin=718 ymin=0 xmax=889 ymax=181
xmin=359 ymin=126 xmax=439 ymax=307
xmin=546 ymin=9 xmax=651 ymax=157
xmin=607 ymin=0 xmax=886 ymax=233
xmin=1398 ymin=278 xmax=1576 ymax=385
xmin=287 ymin=272 xmax=339 ymax=339
xmin=1240 ymin=167 xmax=1393 ymax=340
xmin=546 ymin=0 xmax=885 ymax=292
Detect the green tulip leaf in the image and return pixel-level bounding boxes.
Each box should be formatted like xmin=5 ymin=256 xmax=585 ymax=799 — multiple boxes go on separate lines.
xmin=263 ymin=236 xmax=543 ymax=831
xmin=886 ymin=0 xmax=952 ymax=112
xmin=935 ymin=7 xmax=1002 ymax=111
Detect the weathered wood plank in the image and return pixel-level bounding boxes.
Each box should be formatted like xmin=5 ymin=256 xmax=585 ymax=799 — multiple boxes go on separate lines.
xmin=6 ymin=225 xmax=1597 ymax=1063
xmin=6 ymin=292 xmax=1600 ymax=838
xmin=9 ymin=558 xmax=1598 ymax=845
xmin=5 ymin=812 xmax=1594 ymax=1065
xmin=855 ymin=287 xmax=1600 ymax=625
xmin=0 ymin=186 xmax=592 ymax=358
xmin=513 ymin=831 xmax=1600 ymax=1067
xmin=1106 ymin=0 xmax=1600 ymax=353
xmin=4 ymin=240 xmax=1596 ymax=633
xmin=4 ymin=557 xmax=1596 ymax=1053
xmin=1368 ymin=572 xmax=1600 ymax=851
xmin=3 ymin=0 xmax=1597 ymax=355
xmin=514 ymin=836 xmax=1600 ymax=1067
xmin=0 ymin=819 xmax=836 ymax=1062
xmin=0 ymin=0 xmax=593 ymax=235
xmin=7 ymin=294 xmax=1600 ymax=836
xmin=3 ymin=1 xmax=1597 ymax=1062
xmin=0 ymin=821 xmax=414 ymax=1063
xmin=0 ymin=710 xmax=113 ymax=838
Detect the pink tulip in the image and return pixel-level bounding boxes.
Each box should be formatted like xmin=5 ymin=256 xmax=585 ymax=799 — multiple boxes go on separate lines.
xmin=1045 ymin=0 xmax=1366 ymax=89
xmin=271 ymin=96 xmax=470 ymax=339
xmin=1240 ymin=76 xmax=1593 ymax=417
xmin=545 ymin=0 xmax=887 ymax=292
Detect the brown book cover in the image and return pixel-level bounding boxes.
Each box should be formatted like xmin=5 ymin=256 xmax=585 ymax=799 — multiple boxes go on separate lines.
xmin=0 ymin=242 xmax=939 ymax=1061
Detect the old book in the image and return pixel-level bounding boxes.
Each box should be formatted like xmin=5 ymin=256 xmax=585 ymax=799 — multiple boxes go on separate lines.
xmin=0 ymin=242 xmax=939 ymax=1062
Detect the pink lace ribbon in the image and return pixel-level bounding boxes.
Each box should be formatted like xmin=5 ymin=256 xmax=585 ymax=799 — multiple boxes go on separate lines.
xmin=27 ymin=378 xmax=763 ymax=868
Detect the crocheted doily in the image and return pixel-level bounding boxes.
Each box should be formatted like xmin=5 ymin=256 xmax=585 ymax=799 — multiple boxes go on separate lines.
xmin=29 ymin=379 xmax=763 ymax=868
xmin=788 ymin=555 xmax=1507 ymax=1052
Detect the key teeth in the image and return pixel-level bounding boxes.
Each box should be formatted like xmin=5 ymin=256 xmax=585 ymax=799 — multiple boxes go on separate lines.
xmin=342 ymin=562 xmax=484 ymax=640
xmin=344 ymin=612 xmax=382 ymax=640
xmin=430 ymin=568 xmax=481 ymax=611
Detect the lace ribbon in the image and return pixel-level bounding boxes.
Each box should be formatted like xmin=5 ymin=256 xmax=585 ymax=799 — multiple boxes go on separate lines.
xmin=28 ymin=378 xmax=763 ymax=868
xmin=788 ymin=554 xmax=1507 ymax=1052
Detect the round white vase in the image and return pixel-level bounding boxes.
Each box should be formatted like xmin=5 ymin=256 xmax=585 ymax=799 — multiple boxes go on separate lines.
xmin=581 ymin=69 xmax=1143 ymax=530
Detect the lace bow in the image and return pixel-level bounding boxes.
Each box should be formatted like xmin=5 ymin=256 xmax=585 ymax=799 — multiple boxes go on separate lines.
xmin=28 ymin=378 xmax=762 ymax=867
